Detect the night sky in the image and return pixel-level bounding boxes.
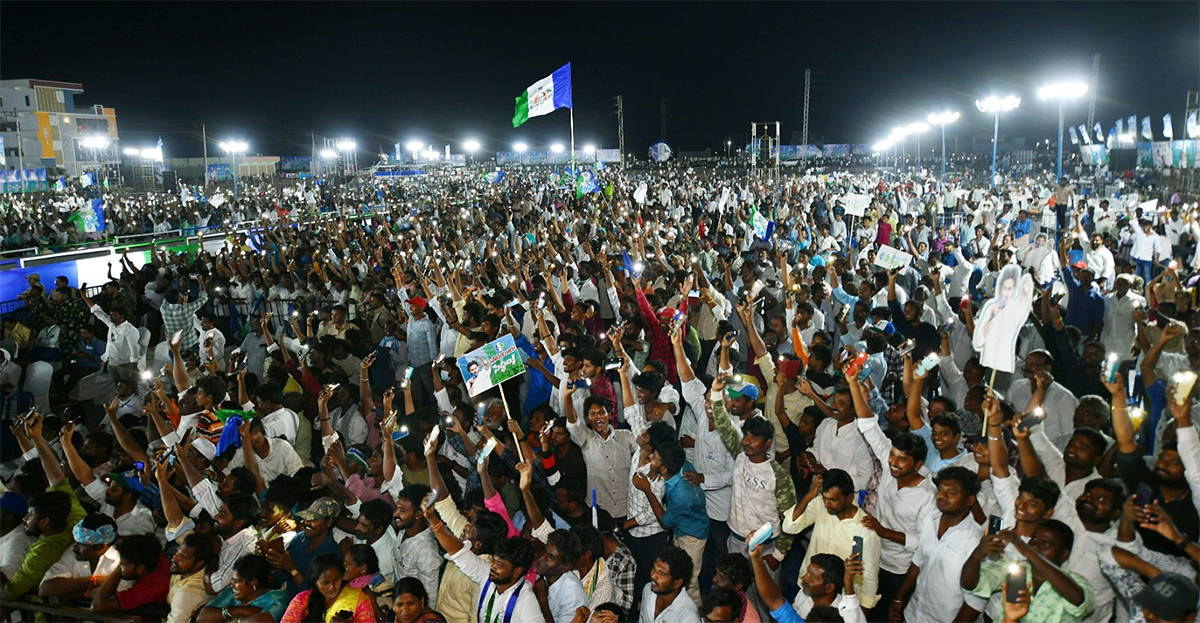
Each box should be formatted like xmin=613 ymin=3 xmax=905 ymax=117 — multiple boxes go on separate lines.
xmin=2 ymin=2 xmax=1197 ymax=158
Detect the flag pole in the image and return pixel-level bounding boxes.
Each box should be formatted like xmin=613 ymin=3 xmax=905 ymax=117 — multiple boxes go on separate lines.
xmin=570 ymin=108 xmax=576 ymax=172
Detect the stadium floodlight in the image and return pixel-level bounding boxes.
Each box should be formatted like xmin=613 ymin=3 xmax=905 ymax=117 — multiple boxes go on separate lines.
xmin=927 ymin=112 xmax=960 ymax=185
xmin=141 ymin=148 xmax=162 ymax=161
xmin=514 ymin=142 xmax=528 ymax=153
xmin=335 ymin=139 xmax=356 ymax=151
xmin=550 ymin=143 xmax=564 ymax=153
xmin=218 ymin=140 xmax=249 ymax=199
xmin=1038 ymin=81 xmax=1089 ymax=181
xmin=975 ymin=96 xmax=1021 ymax=189
xmin=464 ymin=140 xmax=480 ymax=152
xmin=123 ymin=147 xmax=140 ymax=156
xmin=320 ymin=149 xmax=338 ymax=159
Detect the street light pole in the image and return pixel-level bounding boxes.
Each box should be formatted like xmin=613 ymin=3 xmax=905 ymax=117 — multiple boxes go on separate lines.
xmin=1038 ymin=81 xmax=1088 ymax=182
xmin=927 ymin=112 xmax=960 ymax=188
xmin=976 ymin=96 xmax=1021 ymax=190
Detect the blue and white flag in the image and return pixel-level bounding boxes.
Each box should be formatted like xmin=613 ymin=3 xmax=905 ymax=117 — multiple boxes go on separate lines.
xmin=68 ymin=198 xmax=106 ymax=233
xmin=1093 ymin=123 xmax=1104 ymax=143
xmin=513 ymin=63 xmax=572 ymax=128
xmin=81 ymin=172 xmax=94 ymax=188
xmin=483 ymin=171 xmax=505 ymax=184
xmin=1078 ymin=125 xmax=1091 ymax=144
xmin=751 ymin=206 xmax=773 ymax=241
xmin=1127 ymin=116 xmax=1137 ymax=137
xmin=1068 ymin=126 xmax=1079 ymax=145
xmin=54 ymin=177 xmax=66 ymax=192
xmin=1187 ymin=111 xmax=1198 ymax=139
xmin=1141 ymin=117 xmax=1153 ymax=141
xmin=1164 ymin=113 xmax=1175 ymax=140
xmin=1116 ymin=118 xmax=1125 ymax=138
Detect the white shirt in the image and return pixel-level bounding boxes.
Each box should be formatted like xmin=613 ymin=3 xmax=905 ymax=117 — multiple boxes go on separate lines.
xmin=82 ymin=479 xmax=157 ymax=536
xmin=810 ymin=418 xmax=874 ymax=491
xmin=856 ymin=418 xmax=938 ymax=574
xmin=43 ymin=545 xmax=132 ymax=591
xmin=1101 ymin=291 xmax=1145 ymax=359
xmin=546 ymin=572 xmax=588 ymax=623
xmin=0 ymin=528 xmax=34 ymax=579
xmin=227 ymin=437 xmax=305 ymax=484
xmin=90 ymin=305 xmax=140 ymax=365
xmin=448 ymin=546 xmax=546 ymax=623
xmin=793 ymin=592 xmax=867 ymax=623
xmin=1006 ymin=378 xmax=1078 ymax=445
xmin=565 ymin=416 xmax=637 ymax=520
xmin=903 ymin=512 xmax=984 ymax=623
xmin=638 ymin=584 xmax=700 ymax=623
xmin=681 ymin=379 xmax=734 ymax=521
xmin=243 ymin=402 xmax=300 ymax=445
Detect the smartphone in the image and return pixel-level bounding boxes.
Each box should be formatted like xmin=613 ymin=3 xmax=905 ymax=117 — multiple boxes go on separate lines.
xmin=1135 ymin=483 xmax=1153 ymax=507
xmin=400 ymin=366 xmax=415 ymax=389
xmin=939 ymin=318 xmax=955 ymax=334
xmin=988 ymin=515 xmax=1003 ymax=535
xmin=852 ymin=536 xmax=864 ymax=560
xmin=505 ymin=298 xmax=520 ymax=308
xmin=134 ymin=461 xmax=146 ymax=472
xmin=423 ymin=486 xmax=440 ymax=510
xmin=604 ymin=357 xmax=624 ymax=371
xmin=1005 ymin=564 xmax=1026 ymax=603
xmin=688 ymin=289 xmax=701 ymax=298
xmin=896 ymin=339 xmax=915 ymax=358
xmin=1016 ymin=407 xmax=1045 ymax=433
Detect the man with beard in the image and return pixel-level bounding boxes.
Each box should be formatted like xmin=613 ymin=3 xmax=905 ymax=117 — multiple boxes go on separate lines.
xmin=2 ymin=413 xmax=87 ymax=600
xmin=90 ymin=533 xmax=170 ymax=614
xmin=564 ymin=394 xmax=637 ymax=524
xmin=638 ymin=545 xmax=699 ymax=623
xmin=849 ymin=372 xmax=936 ymax=614
xmin=532 ymin=529 xmax=588 ymax=623
xmin=390 ymin=484 xmax=442 ymax=609
xmin=1017 ymin=410 xmax=1107 ymax=520
xmin=431 ymin=504 xmax=544 ymax=623
xmin=1109 ymin=368 xmax=1199 ymax=556
xmin=39 ymin=514 xmax=125 ymax=598
xmin=207 ymin=493 xmax=261 ymax=594
xmin=1012 ymin=405 xmax=1131 ymax=623
xmin=890 ymin=466 xmax=984 ymax=623
xmin=351 ymin=499 xmax=396 ymax=580
xmin=1008 ymin=352 xmax=1080 ymax=445
xmin=60 ymin=422 xmax=155 ymax=536
xmin=783 ymin=468 xmax=881 ymax=611
xmin=166 ymin=533 xmax=216 ymax=623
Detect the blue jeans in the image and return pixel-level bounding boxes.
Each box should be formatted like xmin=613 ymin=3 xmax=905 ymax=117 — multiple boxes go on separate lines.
xmin=1135 ymin=259 xmax=1156 ymax=284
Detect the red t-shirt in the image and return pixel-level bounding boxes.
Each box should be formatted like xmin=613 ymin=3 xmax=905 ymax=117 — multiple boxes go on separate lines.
xmin=116 ymin=555 xmax=170 ymax=611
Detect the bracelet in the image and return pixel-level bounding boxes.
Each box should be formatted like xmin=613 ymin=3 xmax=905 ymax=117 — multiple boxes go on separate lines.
xmin=430 ymin=522 xmax=444 ymax=532
xmin=318 ymin=417 xmax=330 ymax=421
xmin=988 ymin=436 xmax=1001 ymax=441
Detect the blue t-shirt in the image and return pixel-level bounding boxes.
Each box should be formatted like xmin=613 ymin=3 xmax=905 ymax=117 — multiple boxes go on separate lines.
xmin=771 ymin=603 xmax=805 ymax=623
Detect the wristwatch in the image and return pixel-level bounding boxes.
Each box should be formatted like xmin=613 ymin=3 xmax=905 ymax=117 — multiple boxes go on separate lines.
xmin=222 ymin=607 xmax=234 ymax=622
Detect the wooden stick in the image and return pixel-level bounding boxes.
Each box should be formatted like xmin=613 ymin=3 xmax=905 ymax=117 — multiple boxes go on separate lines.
xmin=497 ymin=379 xmax=523 ymax=463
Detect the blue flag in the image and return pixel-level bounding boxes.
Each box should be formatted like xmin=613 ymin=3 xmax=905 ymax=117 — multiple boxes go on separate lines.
xmin=622 ymin=250 xmax=638 ymax=277
xmin=91 ymin=198 xmax=106 ymax=231
xmin=81 ymin=172 xmax=94 ymax=187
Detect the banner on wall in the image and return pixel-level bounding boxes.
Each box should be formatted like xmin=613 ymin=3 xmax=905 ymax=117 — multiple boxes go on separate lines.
xmin=1 ymin=168 xmax=49 ymax=193
xmin=1172 ymin=140 xmax=1198 ymax=169
xmin=1079 ymin=145 xmax=1109 ymax=166
xmin=207 ymin=164 xmax=233 ymax=182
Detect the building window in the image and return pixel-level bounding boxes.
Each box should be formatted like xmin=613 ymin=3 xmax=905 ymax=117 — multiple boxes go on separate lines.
xmin=24 ymin=96 xmax=30 ymax=107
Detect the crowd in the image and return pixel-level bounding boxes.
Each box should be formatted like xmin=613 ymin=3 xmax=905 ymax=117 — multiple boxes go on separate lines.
xmin=0 ymin=164 xmax=1198 ymax=623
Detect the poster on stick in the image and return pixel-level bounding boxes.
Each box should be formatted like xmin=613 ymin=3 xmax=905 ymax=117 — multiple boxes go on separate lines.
xmin=843 ymin=194 xmax=871 ymax=217
xmin=872 ymin=245 xmax=912 ymax=272
xmin=971 ymin=264 xmax=1035 ymax=373
xmin=457 ymin=334 xmax=526 ymax=397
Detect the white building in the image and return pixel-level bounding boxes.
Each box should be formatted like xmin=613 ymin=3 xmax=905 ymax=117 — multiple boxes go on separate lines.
xmin=0 ymin=79 xmax=120 ymax=178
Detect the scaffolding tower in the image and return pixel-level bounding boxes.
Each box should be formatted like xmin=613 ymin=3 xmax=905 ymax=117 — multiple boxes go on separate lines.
xmin=749 ymin=122 xmax=781 ymax=179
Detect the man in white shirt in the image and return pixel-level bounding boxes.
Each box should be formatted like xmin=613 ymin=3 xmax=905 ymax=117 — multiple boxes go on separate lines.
xmin=533 ymin=530 xmax=588 ymax=623
xmin=639 ymin=546 xmax=700 ymax=623
xmin=241 ymin=381 xmax=299 ymax=445
xmin=226 ymin=418 xmax=304 ymax=485
xmin=1101 ymin=274 xmax=1145 ymax=359
xmin=1006 ymin=351 xmax=1078 ymax=445
xmin=808 ymin=388 xmax=874 ymax=491
xmin=433 ymin=524 xmax=545 ymax=623
xmin=38 ymin=514 xmax=131 ymax=598
xmin=83 ymin=294 xmax=141 ymax=385
xmin=853 ymin=379 xmax=937 ymax=610
xmin=891 ymin=466 xmax=985 ymax=623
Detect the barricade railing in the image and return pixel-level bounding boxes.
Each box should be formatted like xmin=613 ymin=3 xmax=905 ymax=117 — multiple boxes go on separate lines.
xmin=0 ymin=597 xmax=168 ymax=622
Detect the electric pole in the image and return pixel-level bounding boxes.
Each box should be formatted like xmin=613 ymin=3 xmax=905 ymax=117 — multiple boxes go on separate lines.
xmin=202 ymin=123 xmax=209 ymax=189
xmin=802 ymin=68 xmax=811 ymax=145
xmin=1087 ymin=53 xmax=1100 ymax=131
xmin=616 ymin=95 xmax=625 ymax=167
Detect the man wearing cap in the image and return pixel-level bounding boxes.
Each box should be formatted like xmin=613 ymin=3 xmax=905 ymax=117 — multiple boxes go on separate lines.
xmin=0 ymin=492 xmax=34 ymax=580
xmin=1059 ymin=244 xmax=1106 ymax=342
xmin=269 ymin=497 xmax=343 ymax=593
xmin=61 ymin=422 xmax=156 ymax=536
xmin=39 ymin=514 xmax=130 ymax=598
xmin=405 ymin=296 xmax=438 ymax=405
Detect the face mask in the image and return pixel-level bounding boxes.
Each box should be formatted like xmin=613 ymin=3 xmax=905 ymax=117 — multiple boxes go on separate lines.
xmin=439 ymin=369 xmax=452 ymax=382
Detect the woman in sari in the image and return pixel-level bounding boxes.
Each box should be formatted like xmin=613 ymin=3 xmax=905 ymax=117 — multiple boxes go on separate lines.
xmin=280 ymin=554 xmax=375 ymax=623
